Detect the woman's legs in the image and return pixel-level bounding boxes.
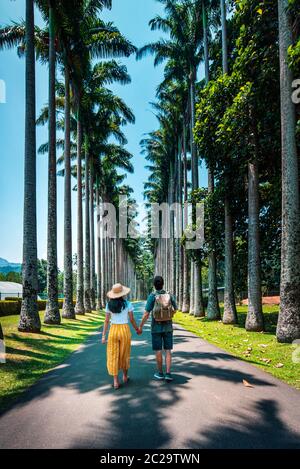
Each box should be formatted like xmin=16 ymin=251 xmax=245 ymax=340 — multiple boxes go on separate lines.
xmin=119 ymin=325 xmax=131 ymax=382
xmin=107 ymin=326 xmax=120 ymax=386
xmin=113 ymin=374 xmax=120 ymax=388
xmin=122 ymin=369 xmax=129 ymax=383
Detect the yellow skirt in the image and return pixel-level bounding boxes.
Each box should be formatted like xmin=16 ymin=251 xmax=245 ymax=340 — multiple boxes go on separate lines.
xmin=107 ymin=324 xmax=132 ymax=376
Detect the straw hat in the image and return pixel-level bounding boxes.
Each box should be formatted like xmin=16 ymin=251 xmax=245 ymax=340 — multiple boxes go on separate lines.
xmin=107 ymin=283 xmax=130 ymax=299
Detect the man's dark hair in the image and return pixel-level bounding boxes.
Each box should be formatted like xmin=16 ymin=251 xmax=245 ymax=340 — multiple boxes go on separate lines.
xmin=154 ymin=276 xmax=164 ymax=291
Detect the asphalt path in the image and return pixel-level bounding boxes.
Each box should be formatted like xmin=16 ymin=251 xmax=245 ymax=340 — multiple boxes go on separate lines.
xmin=0 ymin=301 xmax=299 ymax=449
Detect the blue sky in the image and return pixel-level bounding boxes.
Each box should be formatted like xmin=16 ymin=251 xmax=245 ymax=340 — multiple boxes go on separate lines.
xmin=0 ymin=0 xmax=207 ymax=268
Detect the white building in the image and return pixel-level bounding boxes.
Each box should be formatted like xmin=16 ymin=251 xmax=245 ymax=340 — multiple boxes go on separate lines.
xmin=0 ymin=282 xmax=22 ymax=300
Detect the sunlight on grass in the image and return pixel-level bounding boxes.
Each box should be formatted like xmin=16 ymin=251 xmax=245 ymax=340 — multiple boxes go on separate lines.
xmin=174 ymin=305 xmax=300 ymax=390
xmin=0 ymin=310 xmax=105 ymax=410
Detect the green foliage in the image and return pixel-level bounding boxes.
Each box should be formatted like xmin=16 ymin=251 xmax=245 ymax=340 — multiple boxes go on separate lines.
xmin=37 ymin=259 xmax=47 ymax=294
xmin=0 ymin=311 xmax=105 ymax=410
xmin=194 ymin=0 xmax=281 ymax=296
xmin=175 ymin=307 xmax=300 ymax=389
xmin=0 ymin=271 xmax=22 ymax=283
xmin=0 ymin=301 xmax=21 ymax=317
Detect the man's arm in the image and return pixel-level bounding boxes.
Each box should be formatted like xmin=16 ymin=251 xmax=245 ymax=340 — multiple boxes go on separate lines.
xmin=139 ymin=311 xmax=150 ymax=333
xmin=171 ymin=295 xmax=178 ymax=315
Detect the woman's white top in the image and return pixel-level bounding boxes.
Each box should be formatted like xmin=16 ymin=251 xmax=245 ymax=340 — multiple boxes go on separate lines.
xmin=105 ymin=300 xmax=134 ymax=325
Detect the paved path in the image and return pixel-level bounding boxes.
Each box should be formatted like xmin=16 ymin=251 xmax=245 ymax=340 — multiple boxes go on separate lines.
xmin=0 ymin=302 xmax=300 ymax=449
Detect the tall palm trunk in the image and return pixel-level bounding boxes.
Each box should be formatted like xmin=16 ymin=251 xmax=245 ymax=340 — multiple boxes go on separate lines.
xmin=182 ymin=127 xmax=190 ymax=313
xmin=90 ymin=172 xmax=96 ymax=310
xmin=203 ymin=2 xmax=220 ymax=320
xmin=223 ymin=197 xmax=237 ymax=323
xmin=75 ymin=112 xmax=85 ymax=314
xmin=84 ymin=135 xmax=92 ymax=313
xmin=276 ymin=0 xmax=300 ymax=343
xmin=177 ymin=140 xmax=183 ymax=310
xmin=190 ymin=66 xmax=203 ymax=315
xmin=101 ymin=232 xmax=106 ymax=306
xmin=169 ymin=163 xmax=176 ymax=294
xmin=96 ymin=185 xmax=102 ymax=310
xmin=206 ymin=173 xmax=221 ymax=320
xmin=246 ymin=145 xmax=264 ymax=331
xmin=45 ymin=2 xmax=60 ymax=325
xmin=19 ymin=0 xmax=41 ymax=332
xmin=221 ymin=0 xmax=237 ymax=324
xmin=62 ymin=63 xmax=75 ymax=319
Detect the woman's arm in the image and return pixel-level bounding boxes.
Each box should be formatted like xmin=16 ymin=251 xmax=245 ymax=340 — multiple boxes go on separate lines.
xmin=129 ymin=311 xmax=140 ymax=334
xmin=102 ymin=313 xmax=110 ymax=344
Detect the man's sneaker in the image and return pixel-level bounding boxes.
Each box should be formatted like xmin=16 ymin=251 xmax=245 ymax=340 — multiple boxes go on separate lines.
xmin=165 ymin=373 xmax=173 ymax=382
xmin=154 ymin=372 xmax=165 ymax=380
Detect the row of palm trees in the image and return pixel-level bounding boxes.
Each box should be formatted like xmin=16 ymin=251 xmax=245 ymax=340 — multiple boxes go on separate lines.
xmin=139 ymin=0 xmax=222 ymax=319
xmin=0 ymin=0 xmax=139 ymax=332
xmin=141 ymin=0 xmax=300 ymax=343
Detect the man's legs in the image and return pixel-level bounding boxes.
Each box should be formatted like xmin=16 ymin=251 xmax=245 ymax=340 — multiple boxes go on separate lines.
xmin=156 ymin=350 xmax=163 ymax=373
xmin=165 ymin=350 xmax=172 ymax=374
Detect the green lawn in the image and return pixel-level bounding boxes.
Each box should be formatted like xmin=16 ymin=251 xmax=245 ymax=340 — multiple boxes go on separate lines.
xmin=0 ymin=310 xmax=105 ymax=411
xmin=174 ymin=305 xmax=300 ymax=390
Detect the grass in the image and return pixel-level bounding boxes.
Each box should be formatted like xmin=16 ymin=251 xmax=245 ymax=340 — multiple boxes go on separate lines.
xmin=174 ymin=305 xmax=300 ymax=390
xmin=0 ymin=310 xmax=105 ymax=411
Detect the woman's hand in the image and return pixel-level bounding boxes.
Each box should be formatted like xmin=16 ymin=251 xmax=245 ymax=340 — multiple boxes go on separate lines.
xmin=101 ymin=336 xmax=106 ymax=344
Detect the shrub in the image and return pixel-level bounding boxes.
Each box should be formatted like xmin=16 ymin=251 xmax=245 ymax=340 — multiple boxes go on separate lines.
xmin=3 ymin=297 xmax=22 ymax=302
xmin=37 ymin=300 xmax=47 ymax=311
xmin=0 ymin=301 xmax=21 ymax=316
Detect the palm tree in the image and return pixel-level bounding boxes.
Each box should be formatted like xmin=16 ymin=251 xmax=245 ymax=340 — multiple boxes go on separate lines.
xmin=75 ymin=109 xmax=85 ymax=314
xmin=19 ymin=0 xmax=41 ymax=333
xmin=44 ymin=1 xmax=60 ymax=324
xmin=245 ymin=142 xmax=264 ymax=332
xmin=62 ymin=61 xmax=75 ymax=319
xmin=276 ymin=0 xmax=300 ymax=342
xmin=220 ymin=0 xmax=237 ymax=325
xmin=202 ymin=0 xmax=220 ymax=321
xmin=138 ymin=0 xmax=204 ymax=312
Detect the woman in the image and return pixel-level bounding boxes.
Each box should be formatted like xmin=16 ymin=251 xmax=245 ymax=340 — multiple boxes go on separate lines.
xmin=102 ymin=283 xmax=140 ymax=389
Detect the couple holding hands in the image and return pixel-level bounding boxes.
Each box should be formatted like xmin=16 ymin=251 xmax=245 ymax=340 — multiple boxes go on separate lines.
xmin=102 ymin=276 xmax=177 ymax=390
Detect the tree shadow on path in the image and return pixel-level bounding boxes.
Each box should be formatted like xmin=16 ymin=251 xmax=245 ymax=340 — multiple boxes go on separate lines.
xmin=185 ymin=399 xmax=300 ymax=449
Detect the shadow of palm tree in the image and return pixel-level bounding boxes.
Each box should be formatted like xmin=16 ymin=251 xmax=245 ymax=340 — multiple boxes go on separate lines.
xmin=185 ymin=399 xmax=300 ymax=449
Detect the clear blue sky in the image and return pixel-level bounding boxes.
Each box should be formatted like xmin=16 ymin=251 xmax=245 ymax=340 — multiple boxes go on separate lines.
xmin=0 ymin=0 xmax=207 ymax=268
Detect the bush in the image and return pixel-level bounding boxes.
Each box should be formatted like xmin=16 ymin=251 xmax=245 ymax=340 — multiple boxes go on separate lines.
xmin=0 ymin=301 xmax=21 ymax=316
xmin=37 ymin=300 xmax=47 ymax=311
xmin=4 ymin=297 xmax=22 ymax=302
xmin=0 ymin=299 xmax=77 ymax=316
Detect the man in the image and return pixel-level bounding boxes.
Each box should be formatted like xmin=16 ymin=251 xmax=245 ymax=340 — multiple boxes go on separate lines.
xmin=139 ymin=276 xmax=177 ymax=382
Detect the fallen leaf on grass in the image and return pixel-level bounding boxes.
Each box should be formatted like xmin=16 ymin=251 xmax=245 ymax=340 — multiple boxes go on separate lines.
xmin=259 ymin=344 xmax=268 ymax=348
xmin=261 ymin=358 xmax=272 ymax=364
xmin=275 ymin=363 xmax=284 ymax=368
xmin=243 ymin=379 xmax=254 ymax=388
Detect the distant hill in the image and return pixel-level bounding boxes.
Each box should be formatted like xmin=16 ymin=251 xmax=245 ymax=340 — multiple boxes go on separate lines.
xmin=0 ymin=258 xmax=22 ymax=274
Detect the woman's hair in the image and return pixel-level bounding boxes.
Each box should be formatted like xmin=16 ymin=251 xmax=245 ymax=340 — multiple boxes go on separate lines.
xmin=108 ymin=297 xmax=126 ymax=314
